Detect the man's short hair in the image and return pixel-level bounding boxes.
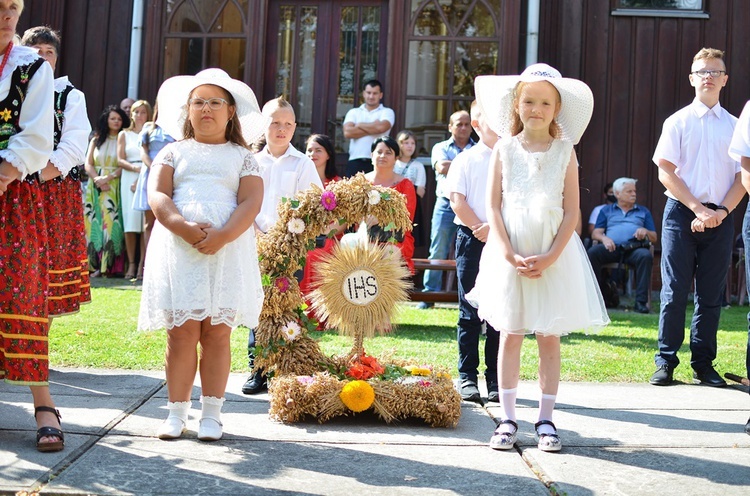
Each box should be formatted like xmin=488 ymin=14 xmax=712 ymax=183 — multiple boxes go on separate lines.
xmin=693 ymin=47 xmax=725 ymax=64
xmin=449 ymin=110 xmax=470 ymax=127
xmin=362 ymin=79 xmax=383 ymax=92
xmin=262 ymin=96 xmax=295 ymax=118
xmin=613 ymin=177 xmax=637 ymax=194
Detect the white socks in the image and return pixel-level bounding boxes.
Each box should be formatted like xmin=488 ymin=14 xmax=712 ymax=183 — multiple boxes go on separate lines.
xmin=537 ymin=393 xmax=557 ymax=436
xmin=198 ymin=396 xmax=225 ymax=442
xmin=497 ymin=388 xmax=518 ymax=433
xmin=157 ymin=400 xmax=191 ymax=439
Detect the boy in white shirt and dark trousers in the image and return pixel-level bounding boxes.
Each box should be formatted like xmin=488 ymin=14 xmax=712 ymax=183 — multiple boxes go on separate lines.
xmin=650 ymin=48 xmax=745 ymax=388
xmin=446 ymin=101 xmax=500 ymax=403
xmin=243 ymin=97 xmax=323 ymax=395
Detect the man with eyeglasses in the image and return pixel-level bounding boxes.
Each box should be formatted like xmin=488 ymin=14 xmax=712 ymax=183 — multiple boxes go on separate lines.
xmin=650 ymin=48 xmax=745 ymax=388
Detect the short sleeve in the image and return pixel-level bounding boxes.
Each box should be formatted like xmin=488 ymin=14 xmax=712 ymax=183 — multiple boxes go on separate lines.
xmin=594 ymin=207 xmax=608 ymax=230
xmin=643 ymin=209 xmax=656 ymax=232
xmin=414 ymin=160 xmax=427 ymax=187
xmin=652 ymin=114 xmax=682 ymax=167
xmin=383 ymin=107 xmax=395 ymax=126
xmin=153 ymin=143 xmax=175 ymax=169
xmin=343 ymin=108 xmax=356 ymax=125
xmin=729 ymin=101 xmax=750 ymax=161
xmin=240 ymin=151 xmax=260 ymax=177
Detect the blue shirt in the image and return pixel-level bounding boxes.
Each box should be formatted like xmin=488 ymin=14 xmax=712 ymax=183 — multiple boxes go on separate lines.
xmin=595 ymin=203 xmax=656 ymax=246
xmin=431 ymin=136 xmax=475 ymax=198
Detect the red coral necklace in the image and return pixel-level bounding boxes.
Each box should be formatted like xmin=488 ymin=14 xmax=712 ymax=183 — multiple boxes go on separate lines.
xmin=0 ymin=42 xmax=13 ymax=77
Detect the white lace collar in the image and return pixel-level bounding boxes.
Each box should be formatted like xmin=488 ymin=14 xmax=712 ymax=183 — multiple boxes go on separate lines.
xmin=1 ymin=45 xmax=41 ymax=82
xmin=54 ymin=76 xmax=72 ymax=92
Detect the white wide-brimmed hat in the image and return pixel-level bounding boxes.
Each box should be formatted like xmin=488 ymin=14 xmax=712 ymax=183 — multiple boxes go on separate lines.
xmin=474 ymin=63 xmax=594 ymax=144
xmin=155 ymin=68 xmax=269 ymax=144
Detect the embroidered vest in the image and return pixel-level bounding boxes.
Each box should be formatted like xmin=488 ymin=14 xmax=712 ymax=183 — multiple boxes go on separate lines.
xmin=0 ymin=57 xmax=45 ymax=151
xmin=53 ymin=84 xmax=73 ymax=149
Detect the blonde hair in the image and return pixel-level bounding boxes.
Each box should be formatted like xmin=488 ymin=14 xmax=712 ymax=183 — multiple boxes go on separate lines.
xmin=128 ymin=100 xmax=153 ymax=130
xmin=262 ymin=96 xmax=295 ymax=119
xmin=693 ymin=47 xmax=726 ymax=70
xmin=14 ymin=0 xmax=24 ymax=13
xmin=509 ymin=81 xmax=561 ymax=138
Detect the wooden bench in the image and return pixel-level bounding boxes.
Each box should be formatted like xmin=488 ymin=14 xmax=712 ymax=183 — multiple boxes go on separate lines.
xmin=408 ymin=258 xmax=458 ymax=302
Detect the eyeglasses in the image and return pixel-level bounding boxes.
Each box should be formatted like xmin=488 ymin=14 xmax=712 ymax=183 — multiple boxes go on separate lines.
xmin=691 ymin=70 xmax=726 ymax=78
xmin=188 ymin=97 xmax=229 ymax=111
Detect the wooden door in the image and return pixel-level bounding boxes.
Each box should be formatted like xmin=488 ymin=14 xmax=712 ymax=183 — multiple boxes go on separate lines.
xmin=264 ymin=0 xmax=389 ymax=158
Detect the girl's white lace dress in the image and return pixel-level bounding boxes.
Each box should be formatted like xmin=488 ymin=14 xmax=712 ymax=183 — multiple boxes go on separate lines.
xmin=138 ymin=140 xmax=264 ymax=331
xmin=466 ymin=136 xmax=609 ymax=336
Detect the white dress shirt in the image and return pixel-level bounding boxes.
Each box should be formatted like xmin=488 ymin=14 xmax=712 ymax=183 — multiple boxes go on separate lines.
xmin=446 ymin=141 xmax=492 ymax=225
xmin=652 ymin=98 xmax=739 ymax=204
xmin=50 ymin=76 xmax=90 ymax=176
xmin=255 ymin=143 xmax=323 ymax=233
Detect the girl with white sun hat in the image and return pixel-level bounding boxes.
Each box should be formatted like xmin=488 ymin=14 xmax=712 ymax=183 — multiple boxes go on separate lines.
xmin=467 ymin=63 xmax=608 ymax=453
xmin=138 ymin=69 xmax=269 ymax=442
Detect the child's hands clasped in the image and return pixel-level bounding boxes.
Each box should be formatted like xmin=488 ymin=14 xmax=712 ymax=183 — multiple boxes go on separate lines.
xmin=181 ymin=221 xmax=211 ymax=246
xmin=193 ymin=226 xmax=229 ymax=255
xmin=514 ymin=253 xmax=551 ymax=279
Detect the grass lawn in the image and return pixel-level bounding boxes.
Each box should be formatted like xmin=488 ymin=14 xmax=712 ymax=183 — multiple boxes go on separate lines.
xmin=50 ymin=281 xmax=748 ymax=383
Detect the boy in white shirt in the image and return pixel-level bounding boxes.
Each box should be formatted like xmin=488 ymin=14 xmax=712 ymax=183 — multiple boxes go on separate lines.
xmin=446 ymin=100 xmax=499 ymax=403
xmin=650 ymin=48 xmax=745 ymax=387
xmin=243 ymin=97 xmax=322 ymax=394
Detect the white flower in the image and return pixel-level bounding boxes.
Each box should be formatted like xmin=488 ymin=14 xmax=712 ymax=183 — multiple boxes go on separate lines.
xmin=368 ymin=190 xmax=382 ymax=205
xmin=287 ymin=218 xmax=306 ymax=234
xmin=281 ymin=320 xmax=302 ymax=341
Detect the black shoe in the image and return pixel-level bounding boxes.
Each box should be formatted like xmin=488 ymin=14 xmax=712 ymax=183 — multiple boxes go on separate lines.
xmin=634 ymin=301 xmax=650 ymax=314
xmin=692 ymin=366 xmax=727 ymax=387
xmin=745 ymin=417 xmax=750 ymax=435
xmin=459 ymin=380 xmax=481 ymax=403
xmin=486 ymin=382 xmax=499 ymax=403
xmin=649 ymin=365 xmax=673 ymax=386
xmin=241 ymin=370 xmax=267 ymax=395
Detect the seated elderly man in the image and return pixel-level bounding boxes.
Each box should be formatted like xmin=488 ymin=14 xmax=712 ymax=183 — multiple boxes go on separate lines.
xmin=587 ymin=177 xmax=657 ymax=314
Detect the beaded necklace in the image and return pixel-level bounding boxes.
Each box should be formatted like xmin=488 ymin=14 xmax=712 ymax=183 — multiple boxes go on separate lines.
xmin=0 ymin=42 xmax=13 ymax=78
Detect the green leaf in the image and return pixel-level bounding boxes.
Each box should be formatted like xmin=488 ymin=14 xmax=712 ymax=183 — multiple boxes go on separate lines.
xmin=290 ymin=199 xmax=300 ymax=209
xmin=384 ymin=221 xmax=396 ymax=232
xmin=261 ymin=274 xmax=272 ymax=287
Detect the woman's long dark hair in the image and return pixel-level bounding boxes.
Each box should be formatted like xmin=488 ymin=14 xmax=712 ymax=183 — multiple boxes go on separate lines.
xmin=94 ymin=105 xmax=130 ymax=149
xmin=306 ymin=134 xmax=337 ymax=180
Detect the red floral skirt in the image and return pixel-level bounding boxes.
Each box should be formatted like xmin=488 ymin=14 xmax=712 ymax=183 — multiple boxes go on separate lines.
xmin=42 ymin=176 xmax=91 ymax=316
xmin=0 ymin=179 xmax=50 ymax=385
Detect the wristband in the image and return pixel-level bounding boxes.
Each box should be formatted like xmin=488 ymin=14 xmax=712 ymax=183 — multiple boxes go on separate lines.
xmin=716 ymin=205 xmax=729 ymax=215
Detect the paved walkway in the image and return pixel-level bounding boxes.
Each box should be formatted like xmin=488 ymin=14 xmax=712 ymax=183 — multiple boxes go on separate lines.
xmin=1 ymin=368 xmax=749 ymax=495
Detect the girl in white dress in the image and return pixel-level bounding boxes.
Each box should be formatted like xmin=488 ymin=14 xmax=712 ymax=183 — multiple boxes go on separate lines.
xmin=468 ymin=64 xmax=609 ymax=452
xmin=138 ymin=69 xmax=268 ymax=442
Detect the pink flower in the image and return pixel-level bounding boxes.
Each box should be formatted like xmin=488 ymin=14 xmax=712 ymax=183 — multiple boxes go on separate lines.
xmin=274 ymin=276 xmax=290 ymax=293
xmin=296 ymin=376 xmax=315 ymax=385
xmin=321 ymin=191 xmax=337 ymax=211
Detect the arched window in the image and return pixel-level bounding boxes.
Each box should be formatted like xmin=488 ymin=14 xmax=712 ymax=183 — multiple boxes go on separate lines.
xmin=404 ymin=0 xmax=501 ymax=148
xmin=163 ymin=0 xmax=250 ymax=80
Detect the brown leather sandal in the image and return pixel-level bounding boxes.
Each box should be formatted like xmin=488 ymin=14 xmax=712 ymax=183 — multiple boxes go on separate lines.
xmin=35 ymin=406 xmax=64 ymax=452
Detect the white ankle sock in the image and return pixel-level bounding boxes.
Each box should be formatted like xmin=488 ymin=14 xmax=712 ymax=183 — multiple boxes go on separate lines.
xmin=166 ymin=400 xmax=191 ymax=422
xmin=537 ymin=393 xmax=557 ymax=435
xmin=200 ymin=395 xmax=225 ymax=422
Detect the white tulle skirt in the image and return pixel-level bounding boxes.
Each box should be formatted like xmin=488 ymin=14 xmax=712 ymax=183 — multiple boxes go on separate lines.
xmin=467 ymin=203 xmax=609 ymax=336
xmin=138 ymin=200 xmax=264 ymax=331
